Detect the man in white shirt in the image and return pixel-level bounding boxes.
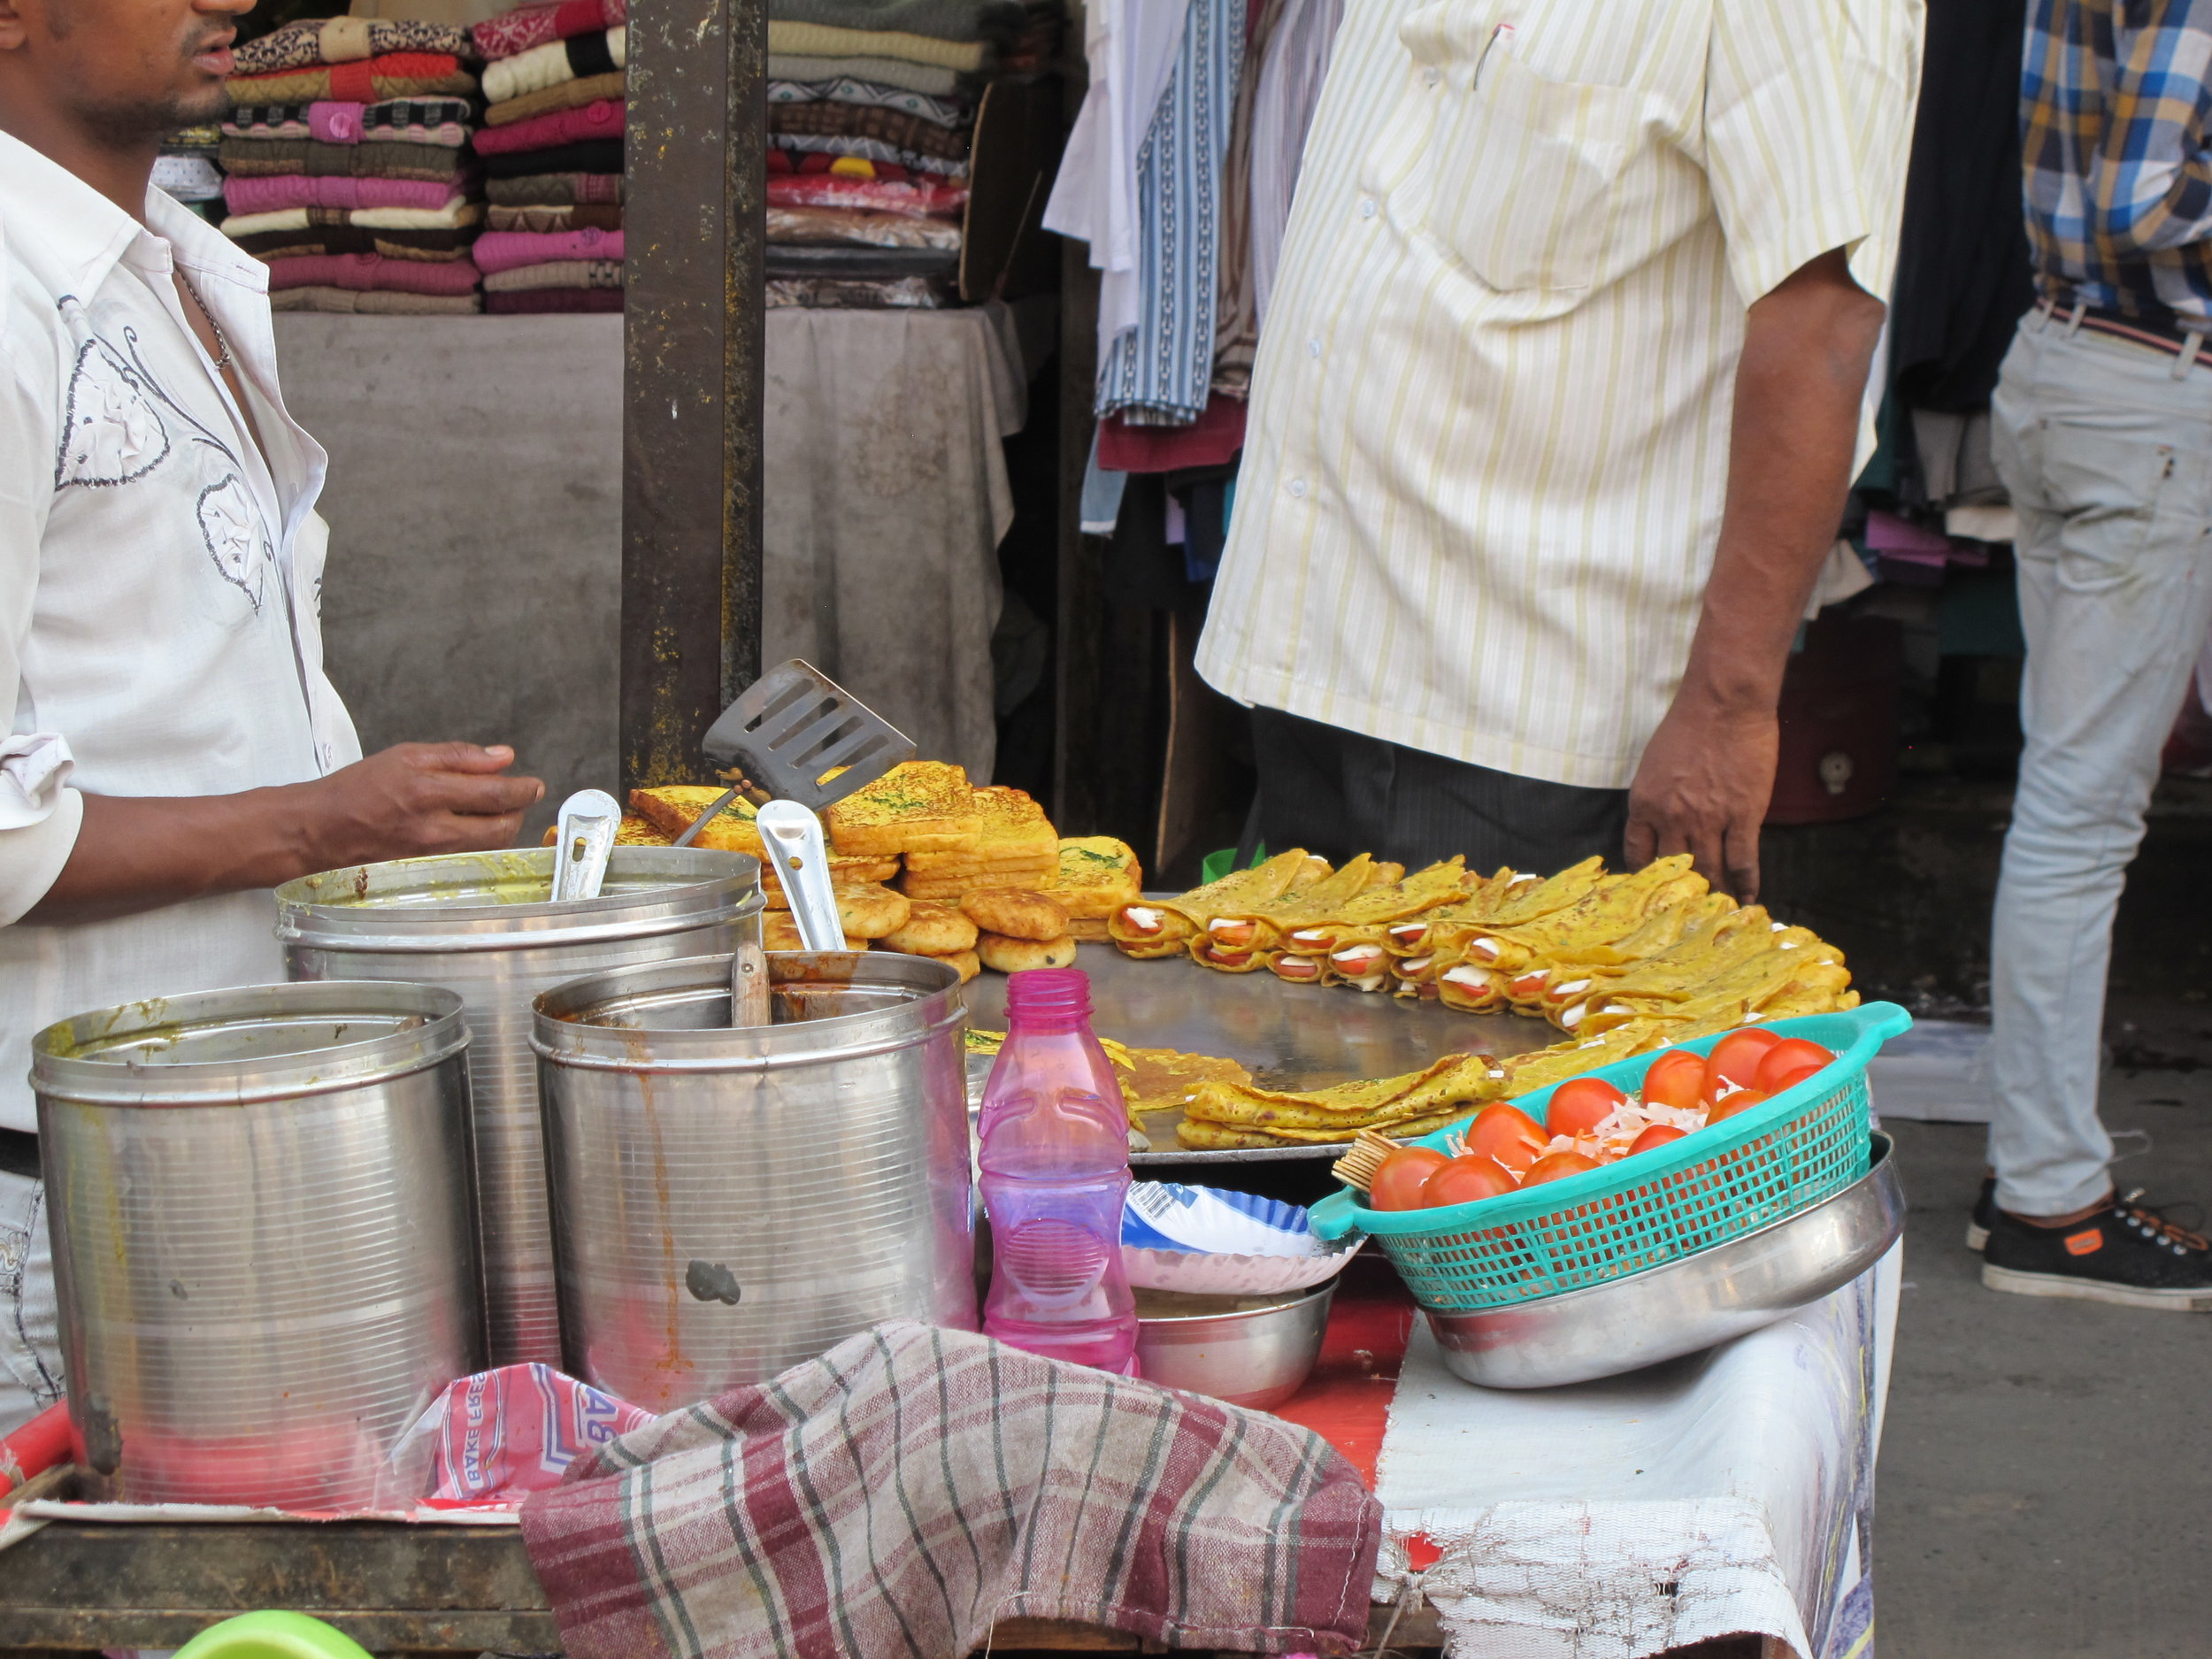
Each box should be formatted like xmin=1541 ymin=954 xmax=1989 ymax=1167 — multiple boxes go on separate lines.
xmin=0 ymin=0 xmax=544 ymax=1432
xmin=1196 ymin=1 xmax=1920 ymax=900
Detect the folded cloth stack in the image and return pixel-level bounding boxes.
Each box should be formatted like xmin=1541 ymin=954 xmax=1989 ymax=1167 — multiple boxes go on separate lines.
xmin=154 ymin=123 xmax=225 ymax=219
xmin=222 ymin=18 xmax=485 ymax=314
xmin=762 ymin=1 xmax=1059 ymax=308
xmin=470 ymin=5 xmax=628 ymax=311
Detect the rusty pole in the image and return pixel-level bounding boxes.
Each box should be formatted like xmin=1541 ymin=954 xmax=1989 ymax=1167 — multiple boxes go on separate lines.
xmin=620 ymin=0 xmax=765 ymax=790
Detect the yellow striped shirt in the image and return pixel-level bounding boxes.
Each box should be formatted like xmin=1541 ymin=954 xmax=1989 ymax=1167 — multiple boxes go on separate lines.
xmin=1195 ymin=0 xmax=1923 ymax=788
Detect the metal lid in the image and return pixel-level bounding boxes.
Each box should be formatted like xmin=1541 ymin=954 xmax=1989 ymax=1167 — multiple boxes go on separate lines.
xmin=274 ymin=847 xmax=762 ymax=955
xmin=32 ymin=980 xmax=469 ymax=1106
xmin=531 ymin=950 xmax=964 ymax=1073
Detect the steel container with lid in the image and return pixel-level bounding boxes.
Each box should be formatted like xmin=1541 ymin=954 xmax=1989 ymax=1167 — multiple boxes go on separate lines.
xmin=276 ymin=848 xmax=763 ymax=1365
xmin=34 ymin=980 xmax=480 ymax=1509
xmin=531 ymin=950 xmax=977 ymax=1412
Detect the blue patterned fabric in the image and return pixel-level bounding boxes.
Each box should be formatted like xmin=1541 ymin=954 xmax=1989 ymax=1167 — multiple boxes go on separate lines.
xmin=2022 ymin=0 xmax=2212 ymax=322
xmin=1096 ymin=0 xmax=1246 ymax=425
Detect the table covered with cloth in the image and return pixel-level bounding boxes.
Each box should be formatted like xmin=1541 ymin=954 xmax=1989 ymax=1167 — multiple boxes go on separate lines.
xmin=280 ymin=303 xmax=1028 ymax=824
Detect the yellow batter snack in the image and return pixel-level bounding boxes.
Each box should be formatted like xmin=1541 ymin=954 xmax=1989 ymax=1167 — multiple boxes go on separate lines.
xmin=823 ymin=761 xmax=983 ymax=856
xmin=1110 ymin=847 xmax=1320 ymax=957
xmin=835 ymin=882 xmax=911 ymax=940
xmin=977 ymin=932 xmax=1079 ymax=972
xmin=1068 ymin=917 xmax=1110 ymax=942
xmin=762 ymin=854 xmax=906 ymax=910
xmin=961 ymin=887 xmax=1070 ymax=941
xmin=1274 ymin=859 xmax=1471 ymax=956
xmin=932 ymin=947 xmax=981 ymax=984
xmin=542 ymin=814 xmax=674 ymax=849
xmin=1179 ymin=1052 xmax=1507 ymax=1138
xmin=764 ymin=910 xmax=853 ymax=951
xmin=878 ymin=901 xmax=979 ymax=956
xmin=1050 ymin=836 xmax=1142 ymax=918
xmin=629 ymin=786 xmax=766 ymax=857
xmin=1195 ymin=854 xmax=1392 ymax=965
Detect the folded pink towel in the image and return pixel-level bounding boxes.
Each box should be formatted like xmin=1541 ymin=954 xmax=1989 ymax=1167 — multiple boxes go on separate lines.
xmin=472 ymin=0 xmax=626 ymax=62
xmin=225 ymin=174 xmax=461 ymax=214
xmin=471 ymin=97 xmax=624 ymax=156
xmin=472 ymin=226 xmax=622 ymax=273
xmin=265 ymin=251 xmax=483 ymax=295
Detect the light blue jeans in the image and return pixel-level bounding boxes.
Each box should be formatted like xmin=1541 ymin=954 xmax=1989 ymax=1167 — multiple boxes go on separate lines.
xmin=1987 ymin=310 xmax=2212 ymax=1216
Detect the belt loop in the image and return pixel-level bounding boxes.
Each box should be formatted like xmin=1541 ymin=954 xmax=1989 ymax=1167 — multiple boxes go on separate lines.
xmin=2177 ymin=331 xmax=2205 ymax=379
xmin=2031 ymin=296 xmax=2054 ymax=333
xmin=2065 ymin=303 xmax=2089 ymax=338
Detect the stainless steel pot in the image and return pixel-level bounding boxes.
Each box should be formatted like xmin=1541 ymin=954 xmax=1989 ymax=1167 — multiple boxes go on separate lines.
xmin=33 ymin=981 xmax=480 ymax=1509
xmin=1133 ymin=1282 xmax=1336 ymax=1409
xmin=532 ymin=950 xmax=977 ymax=1412
xmin=1425 ymin=1132 xmax=1906 ymax=1389
xmin=276 ymin=848 xmax=762 ymax=1366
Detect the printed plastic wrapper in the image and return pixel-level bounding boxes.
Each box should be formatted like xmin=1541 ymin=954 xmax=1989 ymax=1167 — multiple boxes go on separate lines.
xmin=401 ymin=1363 xmax=653 ymax=1502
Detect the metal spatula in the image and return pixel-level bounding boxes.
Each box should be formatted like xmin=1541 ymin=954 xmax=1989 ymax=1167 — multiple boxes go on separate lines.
xmin=672 ymin=659 xmax=915 ymax=845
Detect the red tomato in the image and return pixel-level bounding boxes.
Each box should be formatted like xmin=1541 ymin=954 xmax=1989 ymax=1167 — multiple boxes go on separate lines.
xmin=1627 ymin=1123 xmax=1686 ymax=1156
xmin=1465 ymin=1102 xmax=1548 ymax=1175
xmin=1763 ymin=1063 xmax=1826 ymax=1096
xmin=1545 ymin=1077 xmax=1628 ymax=1138
xmin=1640 ymin=1049 xmax=1708 ymax=1112
xmin=1522 ymin=1149 xmax=1601 ymax=1187
xmin=1422 ymin=1154 xmax=1519 ymax=1208
xmin=1368 ymin=1146 xmax=1449 ymax=1211
xmin=1705 ymin=1027 xmax=1785 ymax=1096
xmin=1755 ymin=1039 xmax=1835 ymax=1093
xmin=1704 ymin=1088 xmax=1768 ymax=1125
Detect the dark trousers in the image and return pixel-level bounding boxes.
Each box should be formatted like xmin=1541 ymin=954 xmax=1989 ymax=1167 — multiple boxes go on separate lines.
xmin=1246 ymin=708 xmax=1627 ymax=875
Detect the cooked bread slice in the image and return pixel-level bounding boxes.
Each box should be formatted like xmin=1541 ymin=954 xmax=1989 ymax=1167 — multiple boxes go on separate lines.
xmin=835 ymin=882 xmax=912 ymax=940
xmin=898 ymin=785 xmax=1057 ymax=871
xmin=962 ymin=887 xmax=1069 ymax=941
xmin=823 ymin=761 xmax=982 ymax=856
xmin=629 ymin=786 xmax=765 ymax=857
xmin=878 ymin=900 xmax=979 ymax=956
xmin=1051 ymin=836 xmax=1142 ymax=919
xmin=542 ymin=814 xmax=673 ymax=848
xmin=763 ymin=854 xmax=906 ymax=910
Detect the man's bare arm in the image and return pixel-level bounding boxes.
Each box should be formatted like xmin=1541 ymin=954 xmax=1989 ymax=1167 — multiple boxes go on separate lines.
xmin=1624 ymin=247 xmax=1885 ymax=902
xmin=23 ymin=742 xmax=544 ymax=925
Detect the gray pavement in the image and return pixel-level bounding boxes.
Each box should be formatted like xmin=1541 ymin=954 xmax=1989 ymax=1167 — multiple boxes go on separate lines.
xmin=1875 ymin=1000 xmax=2212 ymax=1657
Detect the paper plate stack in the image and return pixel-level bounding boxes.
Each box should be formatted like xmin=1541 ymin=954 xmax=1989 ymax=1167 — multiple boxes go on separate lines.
xmin=1120 ymin=1183 xmax=1362 ymax=1294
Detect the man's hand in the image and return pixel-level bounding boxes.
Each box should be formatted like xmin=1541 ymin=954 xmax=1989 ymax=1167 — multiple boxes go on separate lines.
xmin=24 ymin=742 xmax=543 ymax=926
xmin=285 ymin=743 xmax=544 ymax=872
xmin=1624 ymin=247 xmax=1885 ymax=902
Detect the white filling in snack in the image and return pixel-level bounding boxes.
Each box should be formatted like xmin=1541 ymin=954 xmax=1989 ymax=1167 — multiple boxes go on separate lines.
xmin=1289 ymin=927 xmax=1328 ymax=947
xmin=1388 ymin=923 xmax=1428 ymax=947
xmin=1560 ymin=1002 xmax=1586 ymax=1029
xmin=1331 ymin=945 xmax=1384 ymax=975
xmin=1274 ymin=956 xmax=1321 ymax=980
xmin=1124 ymin=905 xmax=1164 ymax=933
xmin=1397 ymin=954 xmax=1432 ymax=974
xmin=1440 ymin=965 xmax=1489 ymax=991
xmin=1345 ymin=972 xmax=1388 ymax=992
xmin=1470 ymin=937 xmax=1501 ymax=962
xmin=1550 ymin=977 xmax=1591 ymax=998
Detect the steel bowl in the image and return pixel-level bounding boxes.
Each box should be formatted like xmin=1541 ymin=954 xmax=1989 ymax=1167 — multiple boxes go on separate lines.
xmin=1427 ymin=1131 xmax=1904 ymax=1390
xmin=1134 ymin=1280 xmax=1336 ymax=1409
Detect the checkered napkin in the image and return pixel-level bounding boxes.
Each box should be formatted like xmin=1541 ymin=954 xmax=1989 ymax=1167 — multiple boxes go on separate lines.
xmin=520 ymin=1320 xmax=1382 ymax=1659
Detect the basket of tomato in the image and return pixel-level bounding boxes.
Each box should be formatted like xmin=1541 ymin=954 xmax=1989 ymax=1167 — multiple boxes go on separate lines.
xmin=1307 ymin=1002 xmax=1912 ymax=1311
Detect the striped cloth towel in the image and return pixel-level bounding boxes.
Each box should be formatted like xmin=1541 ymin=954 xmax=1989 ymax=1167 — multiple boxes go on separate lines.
xmin=521 ymin=1320 xmax=1382 ymax=1659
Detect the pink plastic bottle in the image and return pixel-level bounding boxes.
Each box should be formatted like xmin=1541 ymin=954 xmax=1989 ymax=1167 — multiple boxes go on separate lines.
xmin=978 ymin=967 xmax=1138 ymax=1372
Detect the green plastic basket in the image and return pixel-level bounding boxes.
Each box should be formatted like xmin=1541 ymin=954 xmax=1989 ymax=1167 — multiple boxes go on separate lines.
xmin=1308 ymin=1001 xmax=1912 ymax=1311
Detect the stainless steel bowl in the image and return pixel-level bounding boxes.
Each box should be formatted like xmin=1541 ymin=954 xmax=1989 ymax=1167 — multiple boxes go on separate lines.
xmin=1133 ymin=1281 xmax=1335 ymax=1409
xmin=1427 ymin=1132 xmax=1904 ymax=1390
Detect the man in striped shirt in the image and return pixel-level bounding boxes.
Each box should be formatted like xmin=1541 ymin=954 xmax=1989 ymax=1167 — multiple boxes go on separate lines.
xmin=1195 ymin=0 xmax=1917 ymax=905
xmin=1973 ymin=0 xmax=2212 ymax=1308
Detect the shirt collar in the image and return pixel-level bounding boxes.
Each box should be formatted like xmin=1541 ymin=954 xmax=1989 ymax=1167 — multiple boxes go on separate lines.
xmin=0 ymin=129 xmax=142 ymax=299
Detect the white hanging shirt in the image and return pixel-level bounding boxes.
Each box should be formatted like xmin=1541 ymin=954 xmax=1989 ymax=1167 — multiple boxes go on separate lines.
xmin=1196 ymin=0 xmax=1921 ymax=789
xmin=0 ymin=133 xmax=362 ymax=1132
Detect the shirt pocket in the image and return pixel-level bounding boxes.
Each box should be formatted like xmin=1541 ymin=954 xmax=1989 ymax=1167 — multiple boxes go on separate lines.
xmin=1421 ymin=46 xmax=1642 ymax=294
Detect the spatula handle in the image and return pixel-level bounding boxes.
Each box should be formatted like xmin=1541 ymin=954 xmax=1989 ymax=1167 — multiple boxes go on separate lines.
xmin=755 ymin=800 xmax=844 ymax=952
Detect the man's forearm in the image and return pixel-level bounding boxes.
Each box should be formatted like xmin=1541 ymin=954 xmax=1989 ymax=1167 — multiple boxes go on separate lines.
xmin=1680 ymin=248 xmax=1886 ymax=717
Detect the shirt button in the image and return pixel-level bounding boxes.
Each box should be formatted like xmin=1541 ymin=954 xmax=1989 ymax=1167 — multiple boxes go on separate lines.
xmin=1422 ymin=66 xmax=1440 ymax=87
xmin=1359 ymin=198 xmax=1378 ymax=219
xmin=1307 ymin=338 xmax=1322 ymax=357
xmin=1287 ymin=478 xmax=1308 ymax=499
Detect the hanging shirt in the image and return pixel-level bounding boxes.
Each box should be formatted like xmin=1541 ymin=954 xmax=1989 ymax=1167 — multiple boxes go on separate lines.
xmin=2021 ymin=0 xmax=2212 ymax=325
xmin=0 ymin=132 xmax=362 ymax=1132
xmin=1195 ymin=0 xmax=1920 ymax=789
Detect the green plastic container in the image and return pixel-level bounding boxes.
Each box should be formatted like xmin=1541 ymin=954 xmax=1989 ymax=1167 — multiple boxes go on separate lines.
xmin=173 ymin=1611 xmax=375 ymax=1659
xmin=1308 ymin=1001 xmax=1912 ymax=1311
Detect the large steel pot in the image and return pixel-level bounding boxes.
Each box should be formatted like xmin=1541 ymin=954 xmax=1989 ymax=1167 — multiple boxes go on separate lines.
xmin=532 ymin=950 xmax=977 ymax=1411
xmin=34 ymin=981 xmax=480 ymax=1509
xmin=276 ymin=848 xmax=761 ymax=1365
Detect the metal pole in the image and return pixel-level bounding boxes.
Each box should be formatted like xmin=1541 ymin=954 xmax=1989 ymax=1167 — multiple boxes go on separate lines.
xmin=620 ymin=0 xmax=765 ymax=790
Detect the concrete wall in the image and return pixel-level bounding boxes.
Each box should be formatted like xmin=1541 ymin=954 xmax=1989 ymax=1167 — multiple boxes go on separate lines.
xmin=276 ymin=314 xmax=624 ymax=840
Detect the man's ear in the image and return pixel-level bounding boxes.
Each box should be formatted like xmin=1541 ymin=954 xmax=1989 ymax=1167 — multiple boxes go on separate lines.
xmin=0 ymin=0 xmax=28 ymax=52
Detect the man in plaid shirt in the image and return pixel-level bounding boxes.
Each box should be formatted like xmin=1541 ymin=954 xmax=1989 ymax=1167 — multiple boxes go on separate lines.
xmin=1977 ymin=0 xmax=2212 ymax=1308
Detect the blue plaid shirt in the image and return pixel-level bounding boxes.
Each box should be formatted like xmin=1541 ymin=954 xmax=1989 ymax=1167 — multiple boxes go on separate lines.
xmin=2023 ymin=0 xmax=2212 ymax=322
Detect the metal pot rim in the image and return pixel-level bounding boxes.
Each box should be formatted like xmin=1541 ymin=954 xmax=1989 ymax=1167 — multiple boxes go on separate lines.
xmin=1134 ymin=1279 xmax=1337 ymax=1330
xmin=274 ymin=848 xmax=762 ymax=954
xmin=32 ymin=979 xmax=469 ymax=1106
xmin=530 ymin=949 xmax=966 ymax=1071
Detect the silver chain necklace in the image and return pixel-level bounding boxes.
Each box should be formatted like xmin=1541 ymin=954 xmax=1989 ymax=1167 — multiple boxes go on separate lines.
xmin=176 ymin=270 xmax=235 ymax=372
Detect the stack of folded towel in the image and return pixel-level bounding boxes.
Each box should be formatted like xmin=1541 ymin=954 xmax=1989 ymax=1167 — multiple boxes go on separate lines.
xmin=469 ymin=0 xmax=628 ymax=314
xmin=155 ymin=124 xmax=227 ymax=219
xmin=220 ymin=17 xmax=486 ymax=315
xmin=763 ymin=1 xmax=1062 ymax=308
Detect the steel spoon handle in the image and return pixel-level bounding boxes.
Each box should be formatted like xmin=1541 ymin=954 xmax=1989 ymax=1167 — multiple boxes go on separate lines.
xmin=551 ymin=788 xmax=622 ymax=902
xmin=754 ymin=799 xmax=843 ymax=950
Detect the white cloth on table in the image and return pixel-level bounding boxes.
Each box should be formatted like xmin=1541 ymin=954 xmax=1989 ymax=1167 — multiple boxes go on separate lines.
xmin=1376 ymin=1246 xmax=1899 ymax=1659
xmin=0 ymin=131 xmax=361 ymax=1133
xmin=763 ymin=303 xmax=1025 ymax=781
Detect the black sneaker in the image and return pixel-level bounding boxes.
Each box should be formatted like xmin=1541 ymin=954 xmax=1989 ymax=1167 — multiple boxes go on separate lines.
xmin=1966 ymin=1177 xmax=1995 ymax=1251
xmin=1982 ymin=1190 xmax=2212 ymax=1310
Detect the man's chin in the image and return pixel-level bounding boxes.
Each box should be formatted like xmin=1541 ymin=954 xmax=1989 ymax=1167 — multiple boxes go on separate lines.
xmin=173 ymin=80 xmax=230 ymax=127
